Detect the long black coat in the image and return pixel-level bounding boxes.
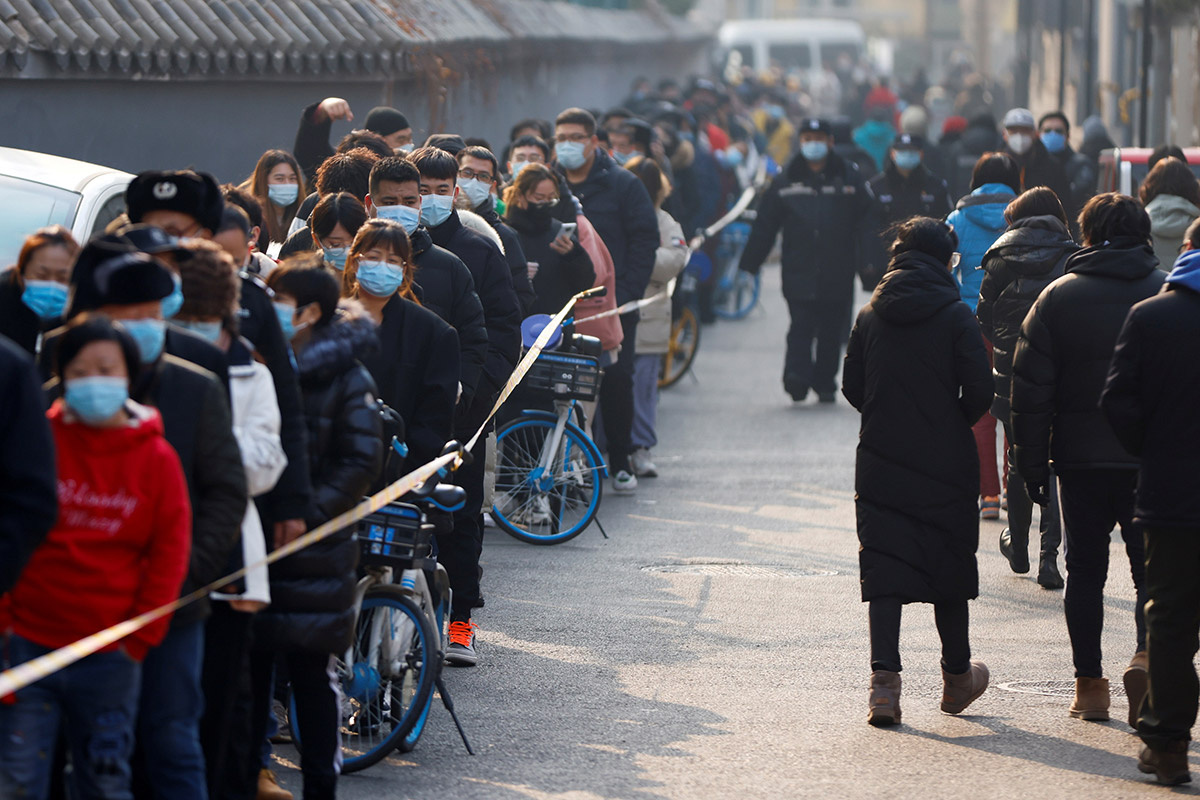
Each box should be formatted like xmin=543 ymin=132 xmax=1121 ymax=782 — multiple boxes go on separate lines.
xmin=257 ymin=302 xmax=383 ymax=654
xmin=1011 ymin=239 xmax=1166 ymax=482
xmin=976 ymin=215 xmax=1079 ymax=423
xmin=843 ymin=251 xmax=992 ymax=603
xmin=1102 ymin=273 xmax=1200 ymax=528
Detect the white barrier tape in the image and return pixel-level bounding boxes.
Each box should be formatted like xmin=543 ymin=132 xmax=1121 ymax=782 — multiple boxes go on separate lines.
xmin=0 ymin=451 xmax=459 ymax=699
xmin=572 ymin=289 xmax=669 ymax=325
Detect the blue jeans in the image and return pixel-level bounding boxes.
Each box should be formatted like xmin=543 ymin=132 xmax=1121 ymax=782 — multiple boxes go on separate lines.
xmin=135 ymin=621 xmax=208 ymax=800
xmin=0 ymin=634 xmax=141 ymax=800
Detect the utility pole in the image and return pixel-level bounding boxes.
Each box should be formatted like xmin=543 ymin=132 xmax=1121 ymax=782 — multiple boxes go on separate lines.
xmin=1139 ymin=0 xmax=1152 ymax=146
xmin=1057 ymin=0 xmax=1069 ymax=111
xmin=1083 ymin=0 xmax=1096 ymax=119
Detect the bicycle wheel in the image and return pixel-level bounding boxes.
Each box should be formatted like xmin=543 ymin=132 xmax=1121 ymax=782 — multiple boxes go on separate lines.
xmin=492 ymin=415 xmax=603 ymax=545
xmin=713 ymin=268 xmax=761 ymax=320
xmin=659 ymin=306 xmax=700 ymax=388
xmin=290 ymin=586 xmax=437 ymax=772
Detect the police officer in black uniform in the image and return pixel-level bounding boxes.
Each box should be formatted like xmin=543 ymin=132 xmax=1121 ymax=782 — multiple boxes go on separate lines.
xmin=739 ymin=118 xmax=875 ymax=403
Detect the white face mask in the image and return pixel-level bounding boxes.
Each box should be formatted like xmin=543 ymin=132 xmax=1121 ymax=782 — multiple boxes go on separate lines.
xmin=1007 ymin=132 xmax=1033 ymax=156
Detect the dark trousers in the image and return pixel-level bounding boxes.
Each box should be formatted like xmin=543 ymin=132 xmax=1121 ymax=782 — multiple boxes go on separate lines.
xmin=783 ymin=296 xmax=847 ymax=396
xmin=446 ymin=434 xmax=486 ymax=618
xmin=1001 ymin=420 xmax=1062 ymax=554
xmin=1139 ymin=526 xmax=1200 ymax=748
xmin=199 ymin=603 xmax=253 ymax=800
xmin=239 ymin=649 xmax=339 ymax=800
xmin=868 ymin=597 xmax=971 ymax=674
xmin=134 ymin=620 xmax=207 ymax=800
xmin=599 ymin=315 xmax=637 ymax=474
xmin=1058 ymin=469 xmax=1146 ymax=678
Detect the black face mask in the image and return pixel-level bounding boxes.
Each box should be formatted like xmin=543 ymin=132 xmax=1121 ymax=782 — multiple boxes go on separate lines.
xmin=525 ymin=201 xmax=557 ymax=226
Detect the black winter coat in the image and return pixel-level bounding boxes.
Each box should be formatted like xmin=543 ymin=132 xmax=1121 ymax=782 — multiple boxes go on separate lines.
xmin=842 ymin=251 xmax=992 ymax=604
xmin=740 ymin=149 xmax=875 ymax=302
xmin=1010 ymin=139 xmax=1073 ymax=211
xmin=0 ymin=336 xmax=57 ymax=594
xmin=293 ymin=101 xmax=335 ymax=184
xmin=1102 ymin=279 xmax=1200 ymax=527
xmin=1011 ymin=239 xmax=1167 ymax=481
xmin=1050 ymin=146 xmax=1098 ymax=222
xmin=474 ymin=201 xmax=536 ymax=316
xmin=864 ymin=164 xmax=954 ymax=279
xmin=504 ymin=206 xmax=595 ymax=316
xmin=0 ymin=272 xmax=56 ymax=356
xmin=258 ymin=302 xmax=383 ymax=654
xmin=976 ymin=215 xmax=1079 ymax=423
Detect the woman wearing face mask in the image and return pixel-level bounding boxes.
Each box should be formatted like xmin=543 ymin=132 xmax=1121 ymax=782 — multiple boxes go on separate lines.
xmin=294 ymin=191 xmax=370 ymax=270
xmin=0 ymin=315 xmax=191 ymax=799
xmin=242 ymin=150 xmax=307 ymax=250
xmin=502 ymin=163 xmax=595 ymax=315
xmin=0 ymin=225 xmax=79 ymax=355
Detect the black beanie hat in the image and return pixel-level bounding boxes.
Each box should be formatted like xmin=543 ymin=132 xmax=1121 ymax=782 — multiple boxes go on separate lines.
xmin=66 ymin=236 xmax=174 ymax=319
xmin=424 ymin=133 xmax=466 ymax=156
xmin=364 ymin=107 xmax=410 ymax=136
xmin=125 ymin=170 xmax=225 ymax=235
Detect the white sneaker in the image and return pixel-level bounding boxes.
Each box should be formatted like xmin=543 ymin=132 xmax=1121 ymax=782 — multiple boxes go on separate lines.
xmin=613 ymin=470 xmax=638 ymax=494
xmin=631 ymin=448 xmax=658 ymax=478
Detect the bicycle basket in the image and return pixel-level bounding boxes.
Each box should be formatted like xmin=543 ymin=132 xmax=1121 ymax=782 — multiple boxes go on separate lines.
xmin=524 ymin=351 xmax=601 ymax=400
xmin=356 ymin=502 xmax=435 ymax=570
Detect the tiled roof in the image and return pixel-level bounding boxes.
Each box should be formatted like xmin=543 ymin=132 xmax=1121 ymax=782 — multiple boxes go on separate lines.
xmin=0 ymin=0 xmax=708 ymax=75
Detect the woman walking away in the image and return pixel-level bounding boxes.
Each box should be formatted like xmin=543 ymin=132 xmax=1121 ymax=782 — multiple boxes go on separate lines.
xmin=977 ymin=187 xmax=1079 ymax=588
xmin=0 ymin=316 xmax=191 ymax=799
xmin=842 ymin=217 xmax=993 ymax=727
xmin=242 ymin=150 xmax=307 ymax=252
xmin=1139 ymin=157 xmax=1200 ymax=269
xmin=946 ymin=152 xmax=1020 ymax=521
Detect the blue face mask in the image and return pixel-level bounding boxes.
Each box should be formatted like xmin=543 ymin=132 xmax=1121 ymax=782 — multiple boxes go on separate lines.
xmin=723 ymin=148 xmax=744 ymax=168
xmin=65 ymin=376 xmax=129 ymax=425
xmin=612 ymin=150 xmax=633 ymax=166
xmin=355 ymin=260 xmax=405 ymax=298
xmin=1041 ymin=130 xmax=1067 ymax=154
xmin=457 ymin=178 xmax=492 ymax=209
xmin=120 ymin=318 xmax=166 ymax=364
xmin=160 ymin=275 xmax=184 ymax=320
xmin=273 ymin=301 xmax=298 ymax=340
xmin=800 ymin=141 xmax=829 ymax=162
xmin=419 ymin=194 xmax=454 ymax=229
xmin=376 ymin=204 xmax=421 ymax=235
xmin=268 ymin=184 xmax=299 ymax=207
xmin=893 ymin=150 xmax=922 ymax=171
xmin=21 ymin=280 xmax=68 ymax=320
xmin=322 ymin=246 xmax=348 ymax=271
xmin=510 ymin=160 xmax=533 ymax=179
xmin=174 ymin=319 xmax=223 ymax=344
xmin=555 ymin=141 xmax=587 ymax=170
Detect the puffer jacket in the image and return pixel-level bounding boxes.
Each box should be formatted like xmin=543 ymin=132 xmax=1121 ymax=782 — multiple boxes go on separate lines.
xmin=636 ymin=208 xmax=689 ymax=354
xmin=945 ymin=182 xmax=1017 ymax=311
xmin=256 ymin=301 xmax=383 ymax=654
xmin=976 ymin=215 xmax=1079 ymax=422
xmin=1011 ymin=239 xmax=1167 ymax=482
xmin=1146 ymin=193 xmax=1200 ymax=270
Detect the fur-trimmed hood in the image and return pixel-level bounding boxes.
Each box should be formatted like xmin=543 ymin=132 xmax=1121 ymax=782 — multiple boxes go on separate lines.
xmin=295 ymin=298 xmax=379 ymax=385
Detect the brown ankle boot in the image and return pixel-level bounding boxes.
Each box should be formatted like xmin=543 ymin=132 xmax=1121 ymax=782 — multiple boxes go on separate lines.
xmin=941 ymin=659 xmax=989 ymax=714
xmin=1124 ymin=652 xmax=1149 ymax=730
xmin=868 ymin=670 xmax=902 ymax=726
xmin=1138 ymin=741 xmax=1192 ymax=785
xmin=1069 ymin=676 xmax=1110 ymax=721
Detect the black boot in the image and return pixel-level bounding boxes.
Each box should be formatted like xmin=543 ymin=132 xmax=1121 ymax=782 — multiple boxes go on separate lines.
xmin=999 ymin=528 xmax=1030 ymax=573
xmin=1037 ymin=550 xmax=1064 ymax=589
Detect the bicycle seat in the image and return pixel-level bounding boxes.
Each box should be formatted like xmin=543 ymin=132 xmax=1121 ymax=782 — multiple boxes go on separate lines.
xmin=407 ymin=481 xmax=467 ymax=513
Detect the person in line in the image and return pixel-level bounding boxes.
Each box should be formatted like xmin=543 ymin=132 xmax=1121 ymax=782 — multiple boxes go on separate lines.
xmin=293 ymin=98 xmax=413 ymax=181
xmin=240 ymin=150 xmax=307 ymax=253
xmin=220 ymin=183 xmax=276 ymax=275
xmin=1000 ymin=107 xmax=1071 ymax=203
xmin=1012 ymin=192 xmax=1167 ymax=723
xmin=1139 ymin=157 xmax=1200 ymax=269
xmin=977 ymin=187 xmax=1078 ymax=589
xmin=1038 ymin=112 xmax=1097 ymax=225
xmin=554 ymin=107 xmax=659 ymax=491
xmin=0 ymin=316 xmax=191 ymax=799
xmin=1101 ymin=217 xmax=1200 ymax=785
xmin=280 ymin=149 xmax=379 ymax=258
xmin=0 ymin=225 xmax=78 ymax=356
xmin=623 ymin=156 xmax=687 ymax=478
xmin=506 ymin=134 xmax=551 ymax=182
xmin=279 ymin=190 xmax=369 ymax=271
xmin=842 ymin=217 xmax=993 ymax=727
xmin=946 ymin=152 xmax=1020 ymax=521
xmin=738 ymin=117 xmax=875 ymax=405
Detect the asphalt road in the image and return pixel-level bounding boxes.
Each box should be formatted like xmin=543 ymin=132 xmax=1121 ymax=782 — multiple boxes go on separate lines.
xmin=272 ymin=264 xmax=1184 ymax=799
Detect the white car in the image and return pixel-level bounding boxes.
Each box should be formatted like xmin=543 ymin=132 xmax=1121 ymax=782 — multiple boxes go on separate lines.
xmin=0 ymin=146 xmax=133 ymax=268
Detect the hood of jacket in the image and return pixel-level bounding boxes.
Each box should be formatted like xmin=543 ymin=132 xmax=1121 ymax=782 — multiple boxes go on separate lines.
xmin=982 ymin=215 xmax=1079 ymax=276
xmin=458 ymin=207 xmax=505 ymax=255
xmin=48 ymin=398 xmax=164 ymax=454
xmin=295 ymin=299 xmax=379 ymax=384
xmin=873 ymin=250 xmax=962 ymax=325
xmin=1165 ymin=247 xmax=1200 ymax=292
xmin=1065 ymin=237 xmax=1160 ymax=280
xmin=1146 ymin=193 xmax=1200 ymax=238
xmin=954 ymin=183 xmax=1015 ymax=231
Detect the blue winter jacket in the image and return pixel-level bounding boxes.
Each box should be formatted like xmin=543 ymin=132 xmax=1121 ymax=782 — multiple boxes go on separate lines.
xmin=852 ymin=119 xmax=896 ymax=176
xmin=1166 ymin=248 xmax=1200 ymax=291
xmin=945 ymin=183 xmax=1017 ymax=311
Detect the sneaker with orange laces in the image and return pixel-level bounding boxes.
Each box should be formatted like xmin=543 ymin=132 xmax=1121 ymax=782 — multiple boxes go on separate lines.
xmin=445 ymin=619 xmax=479 ymax=667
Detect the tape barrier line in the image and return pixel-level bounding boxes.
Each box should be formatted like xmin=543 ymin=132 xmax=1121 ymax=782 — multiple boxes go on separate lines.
xmin=0 ymin=451 xmax=459 ymax=699
xmin=572 ymin=289 xmax=669 ymax=325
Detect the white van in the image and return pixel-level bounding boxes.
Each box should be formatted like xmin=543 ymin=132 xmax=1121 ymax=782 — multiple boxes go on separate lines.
xmin=716 ymin=18 xmax=865 ymax=84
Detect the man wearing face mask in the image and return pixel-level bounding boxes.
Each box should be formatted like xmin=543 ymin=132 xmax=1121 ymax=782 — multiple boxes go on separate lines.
xmin=739 ymin=118 xmax=876 ymax=404
xmin=864 ymin=134 xmax=954 ymax=288
xmin=1039 ymin=111 xmax=1097 ymax=225
xmin=1002 ymin=108 xmax=1072 ymax=209
xmin=293 ymin=97 xmax=414 ymax=182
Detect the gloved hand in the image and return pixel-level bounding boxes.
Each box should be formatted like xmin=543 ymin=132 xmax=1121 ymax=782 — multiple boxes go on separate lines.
xmin=1025 ymin=479 xmax=1051 ymax=506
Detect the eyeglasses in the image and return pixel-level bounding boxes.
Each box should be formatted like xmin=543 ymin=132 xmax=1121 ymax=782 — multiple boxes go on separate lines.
xmin=555 ymin=133 xmax=590 ymax=144
xmin=949 ymin=252 xmax=962 ymax=269
xmin=458 ymin=168 xmax=494 ymax=185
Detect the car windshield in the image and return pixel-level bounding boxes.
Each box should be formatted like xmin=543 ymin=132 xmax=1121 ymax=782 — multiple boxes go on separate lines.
xmin=0 ymin=174 xmax=80 ymax=268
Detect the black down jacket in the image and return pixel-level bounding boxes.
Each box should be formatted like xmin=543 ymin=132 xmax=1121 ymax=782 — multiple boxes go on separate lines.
xmin=473 ymin=200 xmax=536 ymax=316
xmin=863 ymin=164 xmax=954 ymax=280
xmin=842 ymin=251 xmax=993 ymax=603
xmin=1011 ymin=239 xmax=1166 ymax=482
xmin=976 ymin=215 xmax=1079 ymax=423
xmin=258 ymin=301 xmax=383 ymax=654
xmin=504 ymin=205 xmax=595 ymax=316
